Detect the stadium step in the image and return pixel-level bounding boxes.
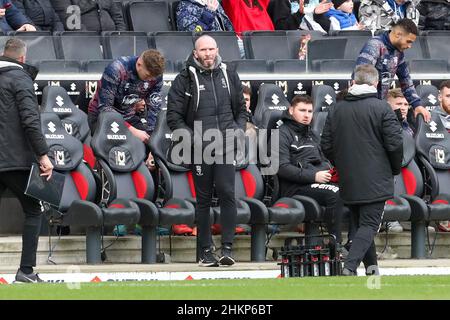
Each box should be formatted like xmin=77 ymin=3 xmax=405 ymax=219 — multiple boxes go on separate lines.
xmin=1 ymin=231 xmax=450 ymax=266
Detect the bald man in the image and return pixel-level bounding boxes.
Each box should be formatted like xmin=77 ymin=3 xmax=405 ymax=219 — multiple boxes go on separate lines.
xmin=167 ymin=35 xmax=247 ymax=267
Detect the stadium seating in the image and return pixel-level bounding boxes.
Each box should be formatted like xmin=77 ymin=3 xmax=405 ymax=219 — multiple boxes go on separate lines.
xmin=311 ymin=85 xmax=336 ymax=136
xmin=307 ymin=38 xmax=347 ymax=72
xmin=408 ymin=59 xmax=449 ymax=73
xmin=149 ymin=110 xmax=252 ymax=260
xmin=84 ymin=59 xmax=113 ymax=73
xmin=37 ymin=60 xmax=82 ymax=74
xmin=151 ymin=31 xmax=193 ymax=68
xmin=416 ymin=84 xmax=440 ymax=112
xmin=15 ymin=34 xmax=60 ymax=61
xmin=253 ymin=83 xmax=290 ymax=130
xmin=227 ymin=59 xmax=269 ymax=74
xmin=91 ymin=112 xmax=195 ymax=263
xmin=272 ymin=59 xmax=306 ymax=74
xmin=426 ymin=36 xmax=450 ymax=68
xmin=55 ymin=31 xmax=104 ymax=60
xmin=286 ymin=30 xmax=324 ymax=60
xmin=243 ymin=31 xmax=291 ymax=60
xmin=40 ymin=86 xmax=96 ymax=170
xmin=415 ymin=112 xmax=450 ymax=226
xmin=127 ymin=1 xmax=172 ymax=32
xmin=102 ymin=31 xmax=150 ymax=59
xmin=40 ymin=112 xmax=140 ymax=264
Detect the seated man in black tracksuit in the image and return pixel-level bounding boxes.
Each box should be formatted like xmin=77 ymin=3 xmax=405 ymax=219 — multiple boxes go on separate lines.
xmin=277 ymin=94 xmax=343 ymax=246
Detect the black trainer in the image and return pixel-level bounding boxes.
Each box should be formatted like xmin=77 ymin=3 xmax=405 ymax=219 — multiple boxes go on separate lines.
xmin=199 ymin=248 xmax=219 ymax=267
xmin=341 ymin=268 xmax=357 ymax=276
xmin=15 ymin=269 xmax=44 ymax=283
xmin=219 ymin=244 xmax=235 ymax=266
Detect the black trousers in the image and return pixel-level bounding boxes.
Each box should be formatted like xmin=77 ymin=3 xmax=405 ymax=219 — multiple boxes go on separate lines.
xmin=344 ymin=201 xmax=385 ymax=273
xmin=192 ymin=163 xmax=237 ymax=249
xmin=0 ymin=170 xmax=42 ymax=269
xmin=290 ymin=183 xmax=343 ymax=244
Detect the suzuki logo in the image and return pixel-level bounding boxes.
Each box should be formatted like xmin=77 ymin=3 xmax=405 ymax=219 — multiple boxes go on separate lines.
xmin=111 ymin=122 xmax=120 ymax=134
xmin=297 ymin=83 xmax=303 ymax=91
xmin=333 ymin=82 xmax=339 ymax=91
xmin=70 ymin=83 xmax=76 ymax=91
xmin=271 ymin=94 xmax=280 ymax=105
xmin=33 ymin=83 xmax=39 ymax=91
xmin=56 ymin=96 xmax=64 ymax=107
xmin=324 ymin=94 xmax=333 ymax=105
xmin=48 ymin=121 xmax=56 ymax=133
xmin=429 ymin=121 xmax=438 ymax=132
xmin=428 ymin=94 xmax=437 ymax=105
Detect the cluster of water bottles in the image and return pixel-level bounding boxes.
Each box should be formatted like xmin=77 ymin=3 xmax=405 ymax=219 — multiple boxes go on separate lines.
xmin=279 ymin=236 xmax=343 ymax=277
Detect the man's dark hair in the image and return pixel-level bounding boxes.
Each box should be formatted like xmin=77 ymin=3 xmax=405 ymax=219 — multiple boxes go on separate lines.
xmin=141 ymin=49 xmax=165 ymax=77
xmin=291 ymin=95 xmax=313 ymax=107
xmin=243 ymin=85 xmax=252 ymax=96
xmin=393 ymin=18 xmax=418 ymax=36
xmin=439 ymin=80 xmax=450 ymax=91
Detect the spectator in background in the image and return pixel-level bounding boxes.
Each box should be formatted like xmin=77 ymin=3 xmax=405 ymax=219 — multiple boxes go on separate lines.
xmin=0 ymin=0 xmax=36 ymax=31
xmin=222 ymin=0 xmax=274 ymax=35
xmin=278 ymin=95 xmax=343 ymax=247
xmin=321 ymin=64 xmax=403 ymax=276
xmin=325 ymin=0 xmax=364 ymax=30
xmin=418 ymin=0 xmax=450 ymax=30
xmin=359 ymin=0 xmax=420 ymax=31
xmin=356 ymin=19 xmax=431 ymax=123
xmin=268 ymin=0 xmax=306 ymax=30
xmin=176 ymin=0 xmax=234 ymax=32
xmin=51 ymin=0 xmax=126 ymax=31
xmin=13 ymin=0 xmax=64 ymax=31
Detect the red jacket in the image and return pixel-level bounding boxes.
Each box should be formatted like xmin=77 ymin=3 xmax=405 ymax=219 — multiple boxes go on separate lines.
xmin=222 ymin=0 xmax=274 ymax=35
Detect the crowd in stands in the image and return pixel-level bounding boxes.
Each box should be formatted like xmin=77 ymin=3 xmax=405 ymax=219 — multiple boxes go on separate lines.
xmin=0 ymin=0 xmax=449 ymax=34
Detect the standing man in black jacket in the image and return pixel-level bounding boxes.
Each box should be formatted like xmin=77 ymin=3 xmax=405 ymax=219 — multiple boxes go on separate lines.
xmin=0 ymin=38 xmax=53 ymax=283
xmin=321 ymin=64 xmax=403 ymax=276
xmin=167 ymin=35 xmax=247 ymax=267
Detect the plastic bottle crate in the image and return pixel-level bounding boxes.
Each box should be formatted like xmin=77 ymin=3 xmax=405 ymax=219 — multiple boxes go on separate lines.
xmin=278 ymin=234 xmax=343 ymax=277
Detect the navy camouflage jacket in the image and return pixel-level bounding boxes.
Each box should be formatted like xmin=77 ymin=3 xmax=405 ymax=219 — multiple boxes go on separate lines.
xmin=356 ymin=31 xmax=422 ymax=109
xmin=176 ymin=0 xmax=233 ymax=32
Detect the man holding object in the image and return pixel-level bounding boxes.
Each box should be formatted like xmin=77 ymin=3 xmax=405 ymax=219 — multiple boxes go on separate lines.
xmin=0 ymin=38 xmax=53 ymax=283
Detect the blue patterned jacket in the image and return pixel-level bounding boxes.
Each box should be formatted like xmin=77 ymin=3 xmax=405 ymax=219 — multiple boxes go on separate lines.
xmin=176 ymin=0 xmax=234 ymax=32
xmin=356 ymin=31 xmax=422 ymax=109
xmin=88 ymin=56 xmax=163 ymax=134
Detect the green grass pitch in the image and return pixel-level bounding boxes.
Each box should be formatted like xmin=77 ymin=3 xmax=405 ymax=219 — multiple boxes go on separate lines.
xmin=1 ymin=275 xmax=450 ymax=300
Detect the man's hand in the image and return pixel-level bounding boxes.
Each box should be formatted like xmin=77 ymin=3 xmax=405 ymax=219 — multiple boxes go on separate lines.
xmin=128 ymin=125 xmax=150 ymax=144
xmin=206 ymin=0 xmax=219 ymax=11
xmin=17 ymin=24 xmax=37 ymax=31
xmin=39 ymin=154 xmax=54 ymax=181
xmin=315 ymin=170 xmax=332 ymax=183
xmin=314 ymin=0 xmax=333 ymax=14
xmin=145 ymin=152 xmax=156 ymax=171
xmin=133 ymin=99 xmax=146 ymax=113
xmin=414 ymin=106 xmax=431 ymax=123
xmin=0 ymin=8 xmax=5 ymax=18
